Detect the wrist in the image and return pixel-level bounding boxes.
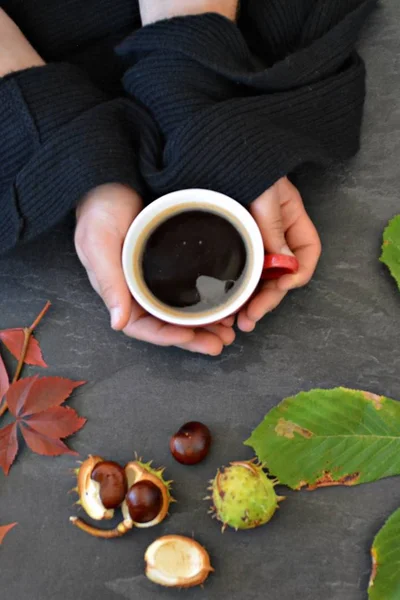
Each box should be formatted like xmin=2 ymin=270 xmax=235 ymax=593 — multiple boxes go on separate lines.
xmin=139 ymin=1 xmax=239 ymax=25
xmin=77 ymin=184 xmax=143 ymax=219
xmin=0 ymin=9 xmax=44 ymax=77
xmin=0 ymin=53 xmax=44 ymax=78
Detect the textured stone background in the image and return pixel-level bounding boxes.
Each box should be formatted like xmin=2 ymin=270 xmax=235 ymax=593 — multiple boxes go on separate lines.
xmin=0 ymin=2 xmax=399 ymax=599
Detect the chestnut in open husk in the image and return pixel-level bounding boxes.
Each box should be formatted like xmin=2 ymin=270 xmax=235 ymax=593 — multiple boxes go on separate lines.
xmin=70 ymin=457 xmax=173 ymax=538
xmin=125 ymin=480 xmax=163 ymax=524
xmin=73 ymin=456 xmax=127 ymax=521
xmin=121 ymin=461 xmax=173 ymax=528
xmin=91 ymin=460 xmax=128 ymax=510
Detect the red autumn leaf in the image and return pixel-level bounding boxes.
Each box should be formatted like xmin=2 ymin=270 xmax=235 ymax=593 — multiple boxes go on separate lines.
xmin=0 ymin=423 xmax=18 ymax=476
xmin=0 ymin=328 xmax=47 ymax=367
xmin=20 ymin=423 xmax=78 ymax=457
xmin=0 ymin=523 xmax=17 ymax=545
xmin=5 ymin=376 xmax=85 ymax=417
xmin=20 ymin=377 xmax=85 ymax=416
xmin=25 ymin=406 xmax=86 ymax=439
xmin=0 ymin=353 xmax=9 ymax=402
xmin=0 ymin=376 xmax=86 ymax=475
xmin=6 ymin=376 xmax=38 ymax=418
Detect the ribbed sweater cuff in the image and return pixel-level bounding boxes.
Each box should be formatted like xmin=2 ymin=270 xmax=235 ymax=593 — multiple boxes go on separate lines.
xmin=15 ymin=100 xmax=143 ymax=244
xmin=0 ymin=64 xmax=142 ymax=251
xmin=119 ymin=5 xmax=375 ymax=205
xmin=8 ymin=63 xmax=109 ymax=142
xmin=0 ymin=75 xmax=39 ymax=251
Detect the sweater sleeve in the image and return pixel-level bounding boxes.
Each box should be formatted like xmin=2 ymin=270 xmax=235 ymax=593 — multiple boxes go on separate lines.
xmin=117 ymin=0 xmax=378 ymax=205
xmin=0 ymin=62 xmax=144 ymax=254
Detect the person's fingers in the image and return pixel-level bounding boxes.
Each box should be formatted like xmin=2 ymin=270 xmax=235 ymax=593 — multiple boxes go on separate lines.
xmin=75 ymin=185 xmax=142 ymax=331
xmin=176 ymin=330 xmax=225 ymax=356
xmin=86 ymin=269 xmax=133 ymax=331
xmin=247 ymin=284 xmax=287 ymax=321
xmin=250 ymin=182 xmax=294 ymax=256
xmin=221 ymin=316 xmax=235 ymax=327
xmin=123 ymin=299 xmax=233 ymax=353
xmin=76 ymin=227 xmax=133 ymax=330
xmin=237 ymin=178 xmax=319 ymax=331
xmin=278 ymin=243 xmax=321 ymax=292
xmin=121 ymin=300 xmax=195 ymax=346
xmin=277 ymin=205 xmax=321 ymax=292
xmin=236 ymin=311 xmax=256 ymax=333
xmin=203 ymin=323 xmax=236 ymax=346
xmin=237 ymin=281 xmax=288 ymax=330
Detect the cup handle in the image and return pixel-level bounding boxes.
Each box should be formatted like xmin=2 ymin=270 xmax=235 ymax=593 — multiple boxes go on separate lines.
xmin=261 ymin=254 xmax=299 ymax=281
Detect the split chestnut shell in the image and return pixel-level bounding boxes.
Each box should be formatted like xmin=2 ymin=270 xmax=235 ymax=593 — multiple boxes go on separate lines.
xmin=145 ymin=535 xmax=213 ymax=588
xmin=77 ymin=456 xmax=126 ymax=521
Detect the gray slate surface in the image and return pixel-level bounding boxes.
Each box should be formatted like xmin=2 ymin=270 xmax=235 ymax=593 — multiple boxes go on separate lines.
xmin=0 ymin=3 xmax=399 ymax=599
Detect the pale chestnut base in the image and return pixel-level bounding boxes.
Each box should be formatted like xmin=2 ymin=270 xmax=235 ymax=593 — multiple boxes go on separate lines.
xmin=145 ymin=535 xmax=214 ymax=588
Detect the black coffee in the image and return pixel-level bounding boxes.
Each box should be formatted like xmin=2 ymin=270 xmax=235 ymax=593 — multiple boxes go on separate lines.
xmin=141 ymin=210 xmax=247 ymax=311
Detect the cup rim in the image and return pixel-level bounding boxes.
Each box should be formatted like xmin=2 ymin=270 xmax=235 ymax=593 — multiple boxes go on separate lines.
xmin=122 ymin=189 xmax=264 ymax=327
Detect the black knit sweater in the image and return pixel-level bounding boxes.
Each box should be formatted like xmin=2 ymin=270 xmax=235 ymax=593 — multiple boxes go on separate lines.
xmin=0 ymin=0 xmax=377 ymax=254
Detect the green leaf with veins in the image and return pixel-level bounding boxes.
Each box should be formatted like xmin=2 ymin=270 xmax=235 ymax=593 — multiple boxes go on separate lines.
xmin=369 ymin=506 xmax=400 ymax=599
xmin=380 ymin=215 xmax=400 ymax=290
xmin=245 ymin=388 xmax=400 ymax=490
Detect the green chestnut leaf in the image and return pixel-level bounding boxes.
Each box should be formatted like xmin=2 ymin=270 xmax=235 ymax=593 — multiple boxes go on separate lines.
xmin=369 ymin=506 xmax=400 ymax=600
xmin=380 ymin=214 xmax=400 ymax=291
xmin=245 ymin=388 xmax=400 ymax=490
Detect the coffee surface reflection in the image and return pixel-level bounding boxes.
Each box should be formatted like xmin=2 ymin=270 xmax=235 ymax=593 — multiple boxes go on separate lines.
xmin=141 ymin=210 xmax=247 ymax=311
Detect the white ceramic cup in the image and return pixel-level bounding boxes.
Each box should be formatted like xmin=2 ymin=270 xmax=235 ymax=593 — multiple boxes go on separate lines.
xmin=122 ymin=189 xmax=293 ymax=327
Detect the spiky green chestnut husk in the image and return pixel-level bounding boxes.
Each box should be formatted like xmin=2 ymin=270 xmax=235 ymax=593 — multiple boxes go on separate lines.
xmin=209 ymin=460 xmax=284 ymax=531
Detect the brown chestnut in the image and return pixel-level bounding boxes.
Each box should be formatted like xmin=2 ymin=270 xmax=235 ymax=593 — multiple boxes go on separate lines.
xmin=91 ymin=461 xmax=128 ymax=510
xmin=126 ymin=481 xmax=163 ymax=523
xmin=170 ymin=421 xmax=211 ymax=465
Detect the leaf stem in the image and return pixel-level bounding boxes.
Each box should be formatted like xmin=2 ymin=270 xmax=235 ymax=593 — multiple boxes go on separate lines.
xmin=69 ymin=517 xmax=133 ymax=539
xmin=0 ymin=301 xmax=51 ymax=418
xmin=11 ymin=328 xmax=30 ymax=384
xmin=29 ymin=301 xmax=51 ymax=332
xmin=0 ymin=397 xmax=8 ymax=418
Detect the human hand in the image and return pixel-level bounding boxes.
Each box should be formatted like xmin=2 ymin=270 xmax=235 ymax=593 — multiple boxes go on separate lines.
xmin=0 ymin=9 xmax=44 ymax=76
xmin=139 ymin=0 xmax=239 ymax=25
xmin=238 ymin=177 xmax=321 ymax=332
xmin=75 ymin=184 xmax=235 ymax=355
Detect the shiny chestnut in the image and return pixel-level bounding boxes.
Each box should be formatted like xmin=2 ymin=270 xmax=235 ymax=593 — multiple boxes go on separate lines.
xmin=91 ymin=461 xmax=128 ymax=510
xmin=170 ymin=421 xmax=212 ymax=465
xmin=126 ymin=481 xmax=163 ymax=524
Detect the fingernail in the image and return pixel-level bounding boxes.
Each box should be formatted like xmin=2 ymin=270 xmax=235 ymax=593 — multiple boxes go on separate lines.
xmin=110 ymin=307 xmax=122 ymax=330
xmin=246 ymin=311 xmax=257 ymax=322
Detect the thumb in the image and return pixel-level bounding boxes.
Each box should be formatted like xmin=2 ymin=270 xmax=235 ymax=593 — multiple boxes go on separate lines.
xmin=75 ymin=185 xmax=142 ymax=330
xmin=250 ymin=184 xmax=293 ymax=256
xmin=85 ymin=230 xmax=132 ymax=330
